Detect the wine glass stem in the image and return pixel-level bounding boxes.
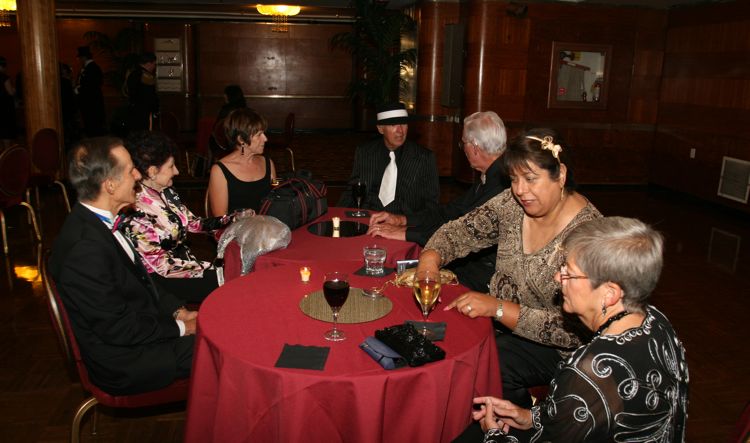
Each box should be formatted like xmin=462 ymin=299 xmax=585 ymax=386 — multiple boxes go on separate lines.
xmin=332 ymin=311 xmax=339 ymax=333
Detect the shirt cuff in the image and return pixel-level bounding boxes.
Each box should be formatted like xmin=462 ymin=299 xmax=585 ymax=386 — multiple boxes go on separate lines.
xmin=176 ymin=319 xmax=186 ymax=337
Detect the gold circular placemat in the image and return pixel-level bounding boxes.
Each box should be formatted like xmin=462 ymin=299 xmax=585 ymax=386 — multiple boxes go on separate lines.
xmin=299 ymin=288 xmax=392 ymax=324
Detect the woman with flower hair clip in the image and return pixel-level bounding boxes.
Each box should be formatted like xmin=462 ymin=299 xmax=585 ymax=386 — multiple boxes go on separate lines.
xmin=417 ymin=128 xmax=602 ymax=417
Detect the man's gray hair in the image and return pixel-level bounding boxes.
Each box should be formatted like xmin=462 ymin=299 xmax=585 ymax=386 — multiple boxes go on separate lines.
xmin=563 ymin=217 xmax=664 ymax=313
xmin=68 ymin=137 xmax=124 ymax=202
xmin=463 ymin=111 xmax=507 ymax=155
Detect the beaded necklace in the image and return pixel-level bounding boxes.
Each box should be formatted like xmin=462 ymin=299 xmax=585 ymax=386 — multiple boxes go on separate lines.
xmin=595 ymin=310 xmax=630 ymax=337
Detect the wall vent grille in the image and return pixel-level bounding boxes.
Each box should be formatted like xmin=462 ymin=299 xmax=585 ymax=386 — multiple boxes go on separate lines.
xmin=717 ymin=156 xmax=750 ymax=204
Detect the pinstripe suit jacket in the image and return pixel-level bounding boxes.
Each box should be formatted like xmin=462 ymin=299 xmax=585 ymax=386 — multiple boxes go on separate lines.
xmin=338 ymin=138 xmax=440 ymax=215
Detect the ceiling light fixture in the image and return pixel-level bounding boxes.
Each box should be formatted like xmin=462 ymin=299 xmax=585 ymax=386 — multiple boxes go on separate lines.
xmin=0 ymin=0 xmax=16 ymax=28
xmin=256 ymin=4 xmax=301 ymax=33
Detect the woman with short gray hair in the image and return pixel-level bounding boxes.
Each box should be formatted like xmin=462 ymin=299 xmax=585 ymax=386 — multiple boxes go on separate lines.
xmin=471 ymin=217 xmax=689 ymax=442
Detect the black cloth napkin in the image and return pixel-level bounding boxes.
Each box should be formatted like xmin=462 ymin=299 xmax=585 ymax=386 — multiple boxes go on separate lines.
xmin=275 ymin=344 xmax=330 ymax=370
xmin=354 ymin=266 xmax=396 ymax=277
xmin=345 ymin=210 xmax=370 ymax=218
xmin=405 ymin=321 xmax=447 ymax=341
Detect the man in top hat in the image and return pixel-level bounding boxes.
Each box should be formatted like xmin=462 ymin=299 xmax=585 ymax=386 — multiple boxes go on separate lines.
xmin=338 ymin=102 xmax=439 ymax=215
xmin=76 ymin=46 xmax=107 ymax=136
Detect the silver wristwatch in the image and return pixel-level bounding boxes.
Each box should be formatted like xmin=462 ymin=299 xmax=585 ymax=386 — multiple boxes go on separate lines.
xmin=495 ymin=301 xmax=504 ymax=321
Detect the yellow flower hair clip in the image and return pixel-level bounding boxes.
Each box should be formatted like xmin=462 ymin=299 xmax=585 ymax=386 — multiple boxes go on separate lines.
xmin=526 ymin=135 xmax=562 ymax=161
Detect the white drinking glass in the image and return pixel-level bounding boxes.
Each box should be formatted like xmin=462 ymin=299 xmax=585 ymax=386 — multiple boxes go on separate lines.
xmin=363 ymin=245 xmax=387 ymax=276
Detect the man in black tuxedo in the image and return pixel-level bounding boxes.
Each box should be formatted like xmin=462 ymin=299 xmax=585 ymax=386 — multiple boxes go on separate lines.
xmin=49 ymin=137 xmax=197 ymax=396
xmin=76 ymin=46 xmax=106 ymax=136
xmin=367 ymin=111 xmax=509 ymax=291
xmin=338 ymin=102 xmax=439 ymax=215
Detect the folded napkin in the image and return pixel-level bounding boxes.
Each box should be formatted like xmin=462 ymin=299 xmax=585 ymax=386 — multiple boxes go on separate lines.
xmin=275 ymin=344 xmax=330 ymax=370
xmin=345 ymin=210 xmax=370 ymax=218
xmin=359 ymin=337 xmax=406 ymax=370
xmin=354 ymin=266 xmax=396 ymax=277
xmin=405 ymin=320 xmax=447 ymax=341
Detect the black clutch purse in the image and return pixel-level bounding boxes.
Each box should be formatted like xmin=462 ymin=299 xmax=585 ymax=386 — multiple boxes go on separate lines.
xmin=375 ymin=323 xmax=446 ymax=367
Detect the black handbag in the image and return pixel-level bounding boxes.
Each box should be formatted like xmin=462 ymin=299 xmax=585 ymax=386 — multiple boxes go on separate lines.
xmin=259 ymin=171 xmax=328 ymax=230
xmin=375 ymin=323 xmax=446 ymax=367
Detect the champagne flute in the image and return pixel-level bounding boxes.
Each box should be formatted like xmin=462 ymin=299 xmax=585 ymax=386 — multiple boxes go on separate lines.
xmin=323 ymin=272 xmax=350 ymax=341
xmin=413 ymin=270 xmax=442 ymax=339
xmin=351 ymin=180 xmax=367 ymax=216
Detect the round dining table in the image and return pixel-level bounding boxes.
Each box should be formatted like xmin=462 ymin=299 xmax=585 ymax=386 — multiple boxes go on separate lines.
xmin=221 ymin=207 xmax=422 ymax=281
xmin=185 ymin=260 xmax=502 ymax=443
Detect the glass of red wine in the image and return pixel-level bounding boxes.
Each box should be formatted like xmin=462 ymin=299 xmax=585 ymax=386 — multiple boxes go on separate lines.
xmin=323 ymin=272 xmax=350 ymax=341
xmin=351 ymin=180 xmax=367 ymax=217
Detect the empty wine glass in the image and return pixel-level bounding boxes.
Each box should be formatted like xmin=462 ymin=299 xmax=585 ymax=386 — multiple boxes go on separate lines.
xmin=413 ymin=270 xmax=442 ymax=339
xmin=351 ymin=180 xmax=367 ymax=217
xmin=323 ymin=272 xmax=350 ymax=341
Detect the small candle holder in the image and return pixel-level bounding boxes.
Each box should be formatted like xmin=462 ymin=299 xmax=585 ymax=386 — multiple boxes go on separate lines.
xmin=332 ymin=217 xmax=340 ymax=229
xmin=299 ymin=266 xmax=311 ymax=283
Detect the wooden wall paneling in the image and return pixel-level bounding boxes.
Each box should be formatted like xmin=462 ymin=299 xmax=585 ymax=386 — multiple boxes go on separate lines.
xmin=196 ymin=22 xmax=351 ymax=129
xmin=414 ymin=0 xmax=461 ymax=177
xmin=628 ymin=17 xmax=666 ymax=124
xmin=464 ymin=0 xmax=530 ymax=122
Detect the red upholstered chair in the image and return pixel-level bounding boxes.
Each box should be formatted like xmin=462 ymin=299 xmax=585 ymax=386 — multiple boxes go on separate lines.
xmin=0 ymin=145 xmax=41 ymax=255
xmin=41 ymin=251 xmax=190 ymax=443
xmin=186 ymin=116 xmax=216 ymax=177
xmin=26 ymin=128 xmax=71 ymax=215
xmin=731 ymin=402 xmax=750 ymax=443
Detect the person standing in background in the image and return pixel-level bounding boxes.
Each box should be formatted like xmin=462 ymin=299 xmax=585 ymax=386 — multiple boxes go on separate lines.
xmin=125 ymin=52 xmax=159 ymax=134
xmin=60 ymin=63 xmax=80 ymax=149
xmin=76 ymin=46 xmax=107 ymax=137
xmin=0 ymin=56 xmax=17 ymax=148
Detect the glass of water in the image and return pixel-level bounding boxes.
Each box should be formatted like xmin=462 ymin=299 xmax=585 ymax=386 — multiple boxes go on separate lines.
xmin=363 ymin=245 xmax=387 ymax=276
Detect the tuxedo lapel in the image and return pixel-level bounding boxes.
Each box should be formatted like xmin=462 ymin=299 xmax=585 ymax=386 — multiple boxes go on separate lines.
xmin=76 ymin=205 xmax=161 ymax=301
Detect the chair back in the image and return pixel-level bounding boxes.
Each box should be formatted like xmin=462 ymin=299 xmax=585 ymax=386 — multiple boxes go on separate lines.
xmin=31 ymin=128 xmax=61 ymax=176
xmin=160 ymin=111 xmax=181 ymax=143
xmin=283 ymin=112 xmax=296 ymax=146
xmin=195 ymin=116 xmax=216 ymax=156
xmin=212 ymin=118 xmax=229 ymax=151
xmin=0 ymin=145 xmax=32 ymax=198
xmin=41 ymin=250 xmax=76 ymax=378
xmin=41 ymin=250 xmax=94 ymax=386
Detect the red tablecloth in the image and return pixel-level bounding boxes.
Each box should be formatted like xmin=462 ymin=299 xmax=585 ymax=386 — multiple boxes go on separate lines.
xmin=222 ymin=207 xmax=421 ymax=282
xmin=185 ymin=261 xmax=502 ymax=443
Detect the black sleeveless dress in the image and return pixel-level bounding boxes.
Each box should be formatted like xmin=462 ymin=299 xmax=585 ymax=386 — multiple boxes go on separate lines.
xmin=216 ymin=157 xmax=272 ymax=213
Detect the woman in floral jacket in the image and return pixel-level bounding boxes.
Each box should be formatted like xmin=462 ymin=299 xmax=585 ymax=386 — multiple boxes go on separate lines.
xmin=122 ymin=131 xmax=238 ymax=303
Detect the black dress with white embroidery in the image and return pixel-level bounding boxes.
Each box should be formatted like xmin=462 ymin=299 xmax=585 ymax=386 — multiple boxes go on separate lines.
xmin=485 ymin=305 xmax=689 ymax=443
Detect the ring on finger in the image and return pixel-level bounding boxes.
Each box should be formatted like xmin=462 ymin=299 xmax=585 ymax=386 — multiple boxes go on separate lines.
xmin=466 ymin=305 xmax=472 ymax=312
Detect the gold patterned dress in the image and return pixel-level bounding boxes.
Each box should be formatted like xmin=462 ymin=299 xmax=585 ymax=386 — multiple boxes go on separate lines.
xmin=424 ymin=189 xmax=602 ymax=350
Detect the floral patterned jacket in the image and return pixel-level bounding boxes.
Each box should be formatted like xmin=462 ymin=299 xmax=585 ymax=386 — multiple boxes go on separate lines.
xmin=122 ymin=185 xmax=230 ymax=278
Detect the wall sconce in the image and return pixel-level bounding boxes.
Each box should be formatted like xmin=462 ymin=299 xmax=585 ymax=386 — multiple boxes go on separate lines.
xmin=0 ymin=0 xmax=17 ymax=28
xmin=256 ymin=4 xmax=301 ymax=33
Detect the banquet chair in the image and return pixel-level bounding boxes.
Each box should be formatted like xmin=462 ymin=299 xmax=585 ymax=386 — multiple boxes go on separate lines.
xmin=41 ymin=250 xmax=191 ymax=443
xmin=266 ymin=112 xmax=296 ymax=172
xmin=1 ymin=144 xmax=41 ymax=255
xmin=186 ymin=116 xmax=216 ymax=177
xmin=26 ymin=128 xmax=71 ymax=218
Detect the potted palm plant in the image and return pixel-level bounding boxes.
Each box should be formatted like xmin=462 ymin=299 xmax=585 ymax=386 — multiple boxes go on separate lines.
xmin=331 ymin=0 xmax=417 ymax=129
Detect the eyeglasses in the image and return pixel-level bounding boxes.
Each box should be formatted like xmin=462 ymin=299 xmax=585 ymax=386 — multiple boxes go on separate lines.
xmin=559 ymin=264 xmax=588 ymax=281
